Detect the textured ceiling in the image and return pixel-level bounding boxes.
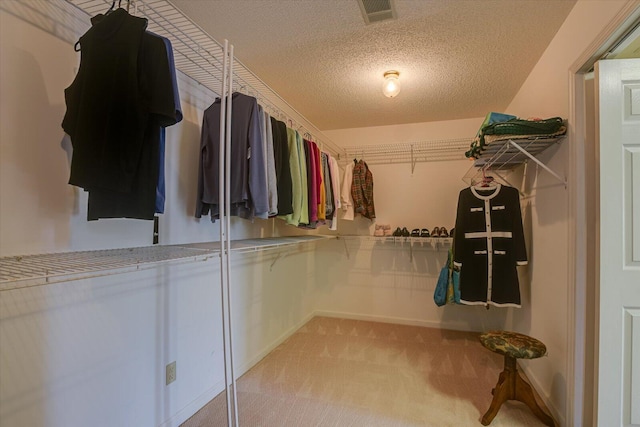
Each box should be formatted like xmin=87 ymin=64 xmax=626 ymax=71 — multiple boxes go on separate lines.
xmin=171 ymin=0 xmax=577 ymax=130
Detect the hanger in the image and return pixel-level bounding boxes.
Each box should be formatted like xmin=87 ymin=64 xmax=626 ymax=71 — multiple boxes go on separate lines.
xmin=74 ymin=0 xmax=128 ymax=52
xmin=474 ymin=167 xmax=497 ymax=189
xmin=117 ymin=0 xmax=131 ymax=12
xmin=106 ymin=0 xmax=116 ymax=14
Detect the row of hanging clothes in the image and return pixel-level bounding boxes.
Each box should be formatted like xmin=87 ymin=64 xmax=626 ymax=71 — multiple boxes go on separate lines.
xmin=62 ymin=1 xmax=183 ymax=221
xmin=195 ymin=92 xmax=342 ymax=230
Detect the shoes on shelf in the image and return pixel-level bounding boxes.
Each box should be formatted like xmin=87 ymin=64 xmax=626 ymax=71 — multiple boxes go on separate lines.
xmin=449 ymin=228 xmax=455 ymax=237
xmin=431 ymin=226 xmax=441 ymax=237
xmin=374 ymin=224 xmax=384 ymax=237
xmin=411 ymin=228 xmax=421 ymax=237
xmin=440 ymin=227 xmax=448 ymax=237
xmin=420 ymin=228 xmax=430 ymax=237
xmin=383 ymin=224 xmax=393 ymax=236
xmin=401 ymin=227 xmax=410 ymax=237
xmin=392 ymin=227 xmax=402 ymax=237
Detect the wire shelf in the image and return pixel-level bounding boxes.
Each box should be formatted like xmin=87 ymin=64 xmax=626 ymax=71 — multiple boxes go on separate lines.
xmin=177 ymin=235 xmax=334 ymax=254
xmin=0 ymin=236 xmax=334 ymax=291
xmin=230 ymin=235 xmax=333 ymax=253
xmin=462 ymin=135 xmax=568 ymax=188
xmin=0 ymin=244 xmax=217 ymax=291
xmin=65 ymin=0 xmax=345 ymax=158
xmin=473 ymin=135 xmax=566 ymax=169
xmin=344 ymin=138 xmax=471 ymax=165
xmin=338 ymin=235 xmax=452 ymax=245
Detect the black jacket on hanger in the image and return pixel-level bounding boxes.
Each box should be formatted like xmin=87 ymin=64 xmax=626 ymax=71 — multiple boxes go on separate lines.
xmin=63 ymin=9 xmax=179 ymax=220
xmin=63 ymin=8 xmax=149 ymax=193
xmin=453 ymin=184 xmax=527 ymax=307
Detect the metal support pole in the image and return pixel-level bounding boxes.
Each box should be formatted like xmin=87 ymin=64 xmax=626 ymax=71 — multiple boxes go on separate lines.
xmin=224 ymin=44 xmax=240 ymax=427
xmin=217 ymin=39 xmax=233 ymax=427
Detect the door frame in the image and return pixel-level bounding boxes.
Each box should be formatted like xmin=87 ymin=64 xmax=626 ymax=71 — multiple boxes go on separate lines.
xmin=568 ymin=3 xmax=640 ymax=425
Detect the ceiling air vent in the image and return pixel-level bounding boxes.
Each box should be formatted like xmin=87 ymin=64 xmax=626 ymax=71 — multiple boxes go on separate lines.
xmin=358 ymin=0 xmax=397 ymax=25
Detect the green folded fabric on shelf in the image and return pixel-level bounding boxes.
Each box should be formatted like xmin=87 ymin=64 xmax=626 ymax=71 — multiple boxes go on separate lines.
xmin=465 ymin=112 xmax=517 ymax=159
xmin=465 ymin=117 xmax=566 ymax=159
xmin=482 ymin=117 xmax=565 ymax=136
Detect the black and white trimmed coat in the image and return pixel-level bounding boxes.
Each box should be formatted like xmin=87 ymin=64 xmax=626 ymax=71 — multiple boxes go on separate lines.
xmin=453 ymin=184 xmax=527 ymax=307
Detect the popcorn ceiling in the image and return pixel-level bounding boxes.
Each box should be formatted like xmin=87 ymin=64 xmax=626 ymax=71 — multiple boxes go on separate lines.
xmin=172 ymin=0 xmax=576 ymax=130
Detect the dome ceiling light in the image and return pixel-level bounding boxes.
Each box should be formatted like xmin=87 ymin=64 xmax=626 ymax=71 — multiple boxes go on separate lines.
xmin=383 ymin=70 xmax=401 ymax=98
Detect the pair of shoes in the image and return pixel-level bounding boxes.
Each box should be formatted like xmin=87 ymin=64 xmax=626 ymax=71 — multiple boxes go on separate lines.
xmin=374 ymin=224 xmax=393 ymax=237
xmin=411 ymin=228 xmax=431 ymax=237
xmin=431 ymin=226 xmax=449 ymax=237
xmin=393 ymin=227 xmax=411 ymax=237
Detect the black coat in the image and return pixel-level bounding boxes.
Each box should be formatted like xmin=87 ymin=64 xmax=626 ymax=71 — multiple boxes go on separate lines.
xmin=453 ymin=184 xmax=527 ymax=307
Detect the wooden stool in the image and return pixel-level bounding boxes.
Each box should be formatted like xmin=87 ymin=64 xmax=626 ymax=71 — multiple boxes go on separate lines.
xmin=479 ymin=331 xmax=558 ymax=427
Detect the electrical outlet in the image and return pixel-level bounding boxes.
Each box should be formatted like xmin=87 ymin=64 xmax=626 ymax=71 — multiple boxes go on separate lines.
xmin=166 ymin=361 xmax=176 ymax=385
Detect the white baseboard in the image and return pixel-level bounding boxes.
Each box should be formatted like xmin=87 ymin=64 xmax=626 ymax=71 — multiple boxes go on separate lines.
xmin=234 ymin=311 xmax=317 ymax=378
xmin=160 ymin=379 xmax=225 ymax=427
xmin=519 ymin=364 xmax=565 ymax=427
xmin=160 ymin=311 xmax=316 ymax=427
xmin=312 ymin=310 xmax=485 ymax=333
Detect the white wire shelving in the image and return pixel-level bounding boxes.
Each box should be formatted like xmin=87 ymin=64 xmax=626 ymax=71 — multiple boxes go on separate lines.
xmin=0 ymin=236 xmax=333 ymax=291
xmin=63 ymin=0 xmax=345 ymax=158
xmin=473 ymin=135 xmax=566 ymax=169
xmin=464 ymin=135 xmax=567 ymax=187
xmin=343 ymin=138 xmax=471 ymax=172
xmin=0 ymin=0 xmax=344 ymax=292
xmin=337 ymin=235 xmax=452 ymax=244
xmin=336 ymin=235 xmax=451 ymax=262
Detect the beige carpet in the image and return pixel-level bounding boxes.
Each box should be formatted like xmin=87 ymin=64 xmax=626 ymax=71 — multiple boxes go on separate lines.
xmin=182 ymin=317 xmax=551 ymax=426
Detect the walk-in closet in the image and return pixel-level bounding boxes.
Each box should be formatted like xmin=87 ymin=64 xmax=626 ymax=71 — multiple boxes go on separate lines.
xmin=1 ymin=1 xmax=639 ymax=426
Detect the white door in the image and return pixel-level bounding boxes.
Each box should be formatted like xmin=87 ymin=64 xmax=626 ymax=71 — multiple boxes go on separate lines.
xmin=596 ymin=58 xmax=640 ymax=426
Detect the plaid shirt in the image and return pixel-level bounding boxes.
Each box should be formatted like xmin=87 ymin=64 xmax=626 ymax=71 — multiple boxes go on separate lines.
xmin=351 ymin=160 xmax=375 ymax=220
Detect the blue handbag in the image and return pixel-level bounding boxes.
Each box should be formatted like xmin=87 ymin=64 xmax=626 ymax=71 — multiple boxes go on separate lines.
xmin=434 ymin=248 xmax=461 ymax=306
xmin=434 ymin=262 xmax=449 ymax=306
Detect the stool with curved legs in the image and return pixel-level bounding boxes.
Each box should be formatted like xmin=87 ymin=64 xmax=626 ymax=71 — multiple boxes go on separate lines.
xmin=479 ymin=331 xmax=558 ymax=427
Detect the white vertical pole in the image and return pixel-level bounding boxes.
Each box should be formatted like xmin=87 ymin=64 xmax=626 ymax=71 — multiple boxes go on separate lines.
xmin=217 ymin=39 xmax=233 ymax=427
xmin=224 ymin=45 xmax=240 ymax=427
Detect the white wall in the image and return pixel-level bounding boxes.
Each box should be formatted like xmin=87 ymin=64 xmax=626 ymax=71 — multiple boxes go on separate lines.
xmin=320 ymin=121 xmax=522 ymax=331
xmin=0 ymin=262 xmax=223 ymax=427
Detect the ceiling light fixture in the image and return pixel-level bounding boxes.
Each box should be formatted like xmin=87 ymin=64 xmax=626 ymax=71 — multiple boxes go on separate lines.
xmin=383 ymin=70 xmax=401 ymax=98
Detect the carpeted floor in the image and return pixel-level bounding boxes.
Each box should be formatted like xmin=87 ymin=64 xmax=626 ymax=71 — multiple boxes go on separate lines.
xmin=182 ymin=317 xmax=551 ymax=426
